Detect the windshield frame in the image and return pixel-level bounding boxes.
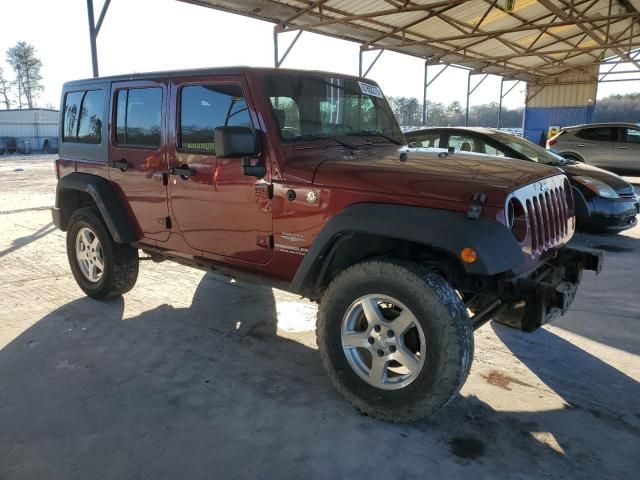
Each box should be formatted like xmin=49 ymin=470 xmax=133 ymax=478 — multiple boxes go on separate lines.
xmin=260 ymin=73 xmax=405 ymax=146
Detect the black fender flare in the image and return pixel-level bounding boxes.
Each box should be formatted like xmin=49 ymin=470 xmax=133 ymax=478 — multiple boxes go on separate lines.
xmin=53 ymin=172 xmax=138 ymax=243
xmin=290 ymin=203 xmax=524 ymax=293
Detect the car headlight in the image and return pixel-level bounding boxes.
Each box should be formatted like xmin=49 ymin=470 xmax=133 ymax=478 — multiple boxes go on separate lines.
xmin=572 ymin=176 xmax=619 ymax=199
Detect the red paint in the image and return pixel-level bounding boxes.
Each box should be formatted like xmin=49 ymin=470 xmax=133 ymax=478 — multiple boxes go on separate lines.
xmin=56 ymin=68 xmax=566 ymax=284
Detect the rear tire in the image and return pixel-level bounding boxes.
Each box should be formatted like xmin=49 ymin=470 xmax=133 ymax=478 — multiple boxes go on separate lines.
xmin=316 ymin=259 xmax=473 ymax=422
xmin=66 ymin=207 xmax=139 ymax=299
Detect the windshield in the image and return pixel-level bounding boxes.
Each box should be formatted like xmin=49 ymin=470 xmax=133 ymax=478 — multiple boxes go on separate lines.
xmin=261 ymin=74 xmax=404 ymax=144
xmin=492 ymin=132 xmax=568 ymax=165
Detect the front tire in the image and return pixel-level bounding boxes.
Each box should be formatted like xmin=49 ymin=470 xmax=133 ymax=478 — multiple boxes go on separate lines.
xmin=66 ymin=207 xmax=139 ymax=299
xmin=316 ymin=259 xmax=473 ymax=422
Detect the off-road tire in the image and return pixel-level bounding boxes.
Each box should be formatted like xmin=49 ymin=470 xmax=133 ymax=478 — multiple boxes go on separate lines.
xmin=66 ymin=207 xmax=139 ymax=299
xmin=316 ymin=259 xmax=473 ymax=422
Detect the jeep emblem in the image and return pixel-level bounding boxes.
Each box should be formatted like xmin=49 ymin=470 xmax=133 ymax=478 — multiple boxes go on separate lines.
xmin=305 ymin=190 xmax=318 ymax=204
xmin=539 ymin=182 xmax=549 ymax=192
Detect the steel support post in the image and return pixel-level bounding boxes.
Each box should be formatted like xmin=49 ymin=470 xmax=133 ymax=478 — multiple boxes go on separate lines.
xmin=422 ymin=61 xmax=428 ymax=125
xmin=465 ymin=72 xmax=471 ymax=126
xmin=497 ymin=78 xmax=504 ymax=128
xmin=87 ymin=0 xmax=99 ymax=77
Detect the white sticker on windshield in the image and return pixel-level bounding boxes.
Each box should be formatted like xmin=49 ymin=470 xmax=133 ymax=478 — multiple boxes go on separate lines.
xmin=358 ymin=81 xmax=384 ymax=99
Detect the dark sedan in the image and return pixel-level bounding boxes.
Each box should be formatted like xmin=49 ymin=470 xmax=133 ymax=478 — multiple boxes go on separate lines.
xmin=405 ymin=127 xmax=639 ymax=233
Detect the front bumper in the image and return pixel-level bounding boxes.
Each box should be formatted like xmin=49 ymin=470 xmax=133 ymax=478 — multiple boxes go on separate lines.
xmin=495 ymin=246 xmax=603 ymax=332
xmin=582 ymin=195 xmax=639 ymax=232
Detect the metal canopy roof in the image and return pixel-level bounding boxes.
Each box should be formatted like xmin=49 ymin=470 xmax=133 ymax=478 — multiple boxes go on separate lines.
xmin=178 ymin=0 xmax=640 ymax=82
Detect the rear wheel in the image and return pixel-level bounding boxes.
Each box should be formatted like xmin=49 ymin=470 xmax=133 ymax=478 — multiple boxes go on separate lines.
xmin=316 ymin=259 xmax=473 ymax=422
xmin=66 ymin=207 xmax=139 ymax=299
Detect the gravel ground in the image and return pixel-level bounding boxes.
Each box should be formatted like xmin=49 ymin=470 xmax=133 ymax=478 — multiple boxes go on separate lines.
xmin=0 ymin=154 xmax=638 ymax=479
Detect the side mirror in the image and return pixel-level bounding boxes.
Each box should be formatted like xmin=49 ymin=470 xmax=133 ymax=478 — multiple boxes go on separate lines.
xmin=214 ymin=126 xmax=257 ymax=158
xmin=214 ymin=126 xmax=264 ymax=177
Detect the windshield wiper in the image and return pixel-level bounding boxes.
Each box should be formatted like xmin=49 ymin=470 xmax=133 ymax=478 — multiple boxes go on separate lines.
xmin=290 ymin=134 xmax=357 ymax=150
xmin=347 ymin=130 xmax=403 ymax=145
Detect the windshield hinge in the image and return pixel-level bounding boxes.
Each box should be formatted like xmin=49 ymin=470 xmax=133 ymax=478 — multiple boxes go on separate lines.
xmin=467 ymin=193 xmax=487 ymax=219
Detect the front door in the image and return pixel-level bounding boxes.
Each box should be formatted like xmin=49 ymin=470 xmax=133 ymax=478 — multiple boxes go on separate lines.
xmin=168 ymin=77 xmax=273 ymax=264
xmin=109 ymin=81 xmax=170 ymax=241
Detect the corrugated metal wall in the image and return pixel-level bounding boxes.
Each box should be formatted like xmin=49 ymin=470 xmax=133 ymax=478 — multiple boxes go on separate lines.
xmin=0 ymin=109 xmax=59 ymax=151
xmin=523 ymin=66 xmax=598 ymax=144
xmin=523 ymin=106 xmax=595 ymax=145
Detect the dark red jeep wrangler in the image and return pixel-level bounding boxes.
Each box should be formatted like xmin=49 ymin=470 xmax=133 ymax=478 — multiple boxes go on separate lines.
xmin=52 ymin=67 xmax=602 ymax=422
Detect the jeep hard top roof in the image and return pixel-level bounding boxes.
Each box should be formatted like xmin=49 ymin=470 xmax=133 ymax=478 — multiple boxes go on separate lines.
xmin=63 ymin=66 xmax=373 ymax=88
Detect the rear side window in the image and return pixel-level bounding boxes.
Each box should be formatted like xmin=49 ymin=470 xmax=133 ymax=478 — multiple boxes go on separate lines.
xmin=63 ymin=90 xmax=104 ymax=144
xmin=448 ymin=134 xmax=477 ymax=152
xmin=179 ymin=83 xmax=252 ymax=153
xmin=575 ymin=127 xmax=611 ymax=141
xmin=622 ymin=128 xmax=640 ymax=144
xmin=115 ymin=88 xmax=162 ymax=148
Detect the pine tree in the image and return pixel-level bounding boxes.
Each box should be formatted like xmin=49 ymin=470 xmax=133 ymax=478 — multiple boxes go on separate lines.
xmin=6 ymin=41 xmax=43 ymax=109
xmin=0 ymin=67 xmax=13 ymax=109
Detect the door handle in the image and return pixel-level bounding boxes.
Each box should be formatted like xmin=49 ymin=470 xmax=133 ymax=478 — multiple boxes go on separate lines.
xmin=576 ymin=144 xmax=586 ymax=147
xmin=169 ymin=166 xmax=195 ymax=178
xmin=111 ymin=159 xmax=129 ymax=171
xmin=617 ymin=146 xmax=628 ymax=150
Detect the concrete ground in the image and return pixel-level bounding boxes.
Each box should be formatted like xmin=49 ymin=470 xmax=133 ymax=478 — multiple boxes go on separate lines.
xmin=0 ymin=154 xmax=639 ymax=480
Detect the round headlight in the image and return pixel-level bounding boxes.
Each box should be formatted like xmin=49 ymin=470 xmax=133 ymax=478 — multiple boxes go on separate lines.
xmin=507 ymin=198 xmax=527 ymax=243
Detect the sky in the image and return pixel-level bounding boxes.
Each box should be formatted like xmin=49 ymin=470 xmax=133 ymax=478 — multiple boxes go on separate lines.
xmin=0 ymin=0 xmax=638 ymax=111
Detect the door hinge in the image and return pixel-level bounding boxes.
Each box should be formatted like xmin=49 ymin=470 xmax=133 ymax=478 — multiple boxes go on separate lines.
xmin=256 ymin=234 xmax=274 ymax=250
xmin=159 ymin=216 xmax=172 ymax=229
xmin=255 ymin=183 xmax=273 ymax=200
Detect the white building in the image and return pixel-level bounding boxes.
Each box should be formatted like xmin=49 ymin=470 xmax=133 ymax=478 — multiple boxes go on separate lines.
xmin=0 ymin=108 xmax=59 ymax=152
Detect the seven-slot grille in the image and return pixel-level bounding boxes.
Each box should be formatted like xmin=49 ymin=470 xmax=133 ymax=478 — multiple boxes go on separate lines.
xmin=511 ymin=175 xmax=574 ymax=256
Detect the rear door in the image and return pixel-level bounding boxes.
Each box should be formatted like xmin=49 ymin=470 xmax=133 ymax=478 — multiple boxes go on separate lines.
xmin=614 ymin=127 xmax=640 ymax=170
xmin=109 ymin=80 xmax=170 ymax=241
xmin=572 ymin=127 xmax=614 ymax=167
xmin=167 ymin=76 xmax=273 ymax=264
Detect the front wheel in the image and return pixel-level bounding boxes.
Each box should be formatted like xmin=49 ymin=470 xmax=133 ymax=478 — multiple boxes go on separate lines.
xmin=66 ymin=207 xmax=139 ymax=299
xmin=316 ymin=259 xmax=473 ymax=422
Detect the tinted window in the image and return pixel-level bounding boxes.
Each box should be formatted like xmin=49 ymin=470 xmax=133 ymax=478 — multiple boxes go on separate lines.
xmin=115 ymin=88 xmax=162 ymax=147
xmin=576 ymin=127 xmax=611 ymax=141
xmin=63 ymin=92 xmax=83 ymax=142
xmin=77 ymin=90 xmax=104 ymax=144
xmin=180 ymin=84 xmax=252 ymax=153
xmin=63 ymin=90 xmax=104 ymax=143
xmin=624 ymin=128 xmax=640 ymax=144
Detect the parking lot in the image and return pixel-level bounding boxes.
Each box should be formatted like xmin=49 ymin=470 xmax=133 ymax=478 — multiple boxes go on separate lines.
xmin=0 ymin=154 xmax=639 ymax=479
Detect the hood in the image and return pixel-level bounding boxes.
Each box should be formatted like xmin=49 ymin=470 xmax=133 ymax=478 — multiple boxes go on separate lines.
xmin=283 ymin=145 xmax=563 ymax=207
xmin=560 ymin=162 xmax=634 ymax=195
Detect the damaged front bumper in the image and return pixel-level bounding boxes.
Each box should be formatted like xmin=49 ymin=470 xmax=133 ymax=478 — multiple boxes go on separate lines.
xmin=468 ymin=246 xmax=604 ymax=332
xmin=495 ymin=246 xmax=603 ymax=332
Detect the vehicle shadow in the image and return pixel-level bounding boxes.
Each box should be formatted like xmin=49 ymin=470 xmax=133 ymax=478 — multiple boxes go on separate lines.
xmin=0 ymin=274 xmax=638 ymax=479
xmin=492 ymin=322 xmax=640 ymax=420
xmin=0 ymin=221 xmax=56 ymax=258
xmin=563 ymin=230 xmax=640 ymax=355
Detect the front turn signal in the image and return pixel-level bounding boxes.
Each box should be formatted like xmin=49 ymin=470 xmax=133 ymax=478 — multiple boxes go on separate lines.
xmin=460 ymin=247 xmax=478 ymax=263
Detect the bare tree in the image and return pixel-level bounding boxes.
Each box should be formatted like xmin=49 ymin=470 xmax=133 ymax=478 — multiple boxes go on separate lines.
xmin=6 ymin=41 xmax=43 ymax=109
xmin=0 ymin=67 xmax=13 ymax=109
